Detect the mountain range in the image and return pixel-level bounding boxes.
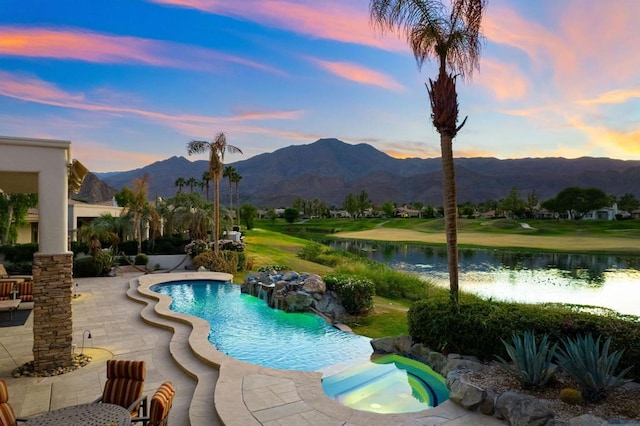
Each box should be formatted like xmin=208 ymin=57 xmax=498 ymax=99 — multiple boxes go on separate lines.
xmin=86 ymin=138 xmax=640 ymax=207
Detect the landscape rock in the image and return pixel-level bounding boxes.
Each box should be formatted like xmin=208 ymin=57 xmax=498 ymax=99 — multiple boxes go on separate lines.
xmin=440 ymin=358 xmax=485 ymax=377
xmin=370 ymin=335 xmax=412 ymax=354
xmin=446 ymin=373 xmax=486 ymax=410
xmin=241 ymin=270 xmax=347 ymax=320
xmin=495 ymin=391 xmax=556 ymax=426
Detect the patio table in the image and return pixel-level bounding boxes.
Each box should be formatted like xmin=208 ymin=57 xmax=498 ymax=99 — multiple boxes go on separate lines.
xmin=0 ymin=299 xmax=20 ymax=320
xmin=24 ymin=403 xmax=130 ymax=426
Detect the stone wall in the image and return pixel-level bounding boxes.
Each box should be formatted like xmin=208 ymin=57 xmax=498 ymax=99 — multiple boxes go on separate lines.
xmin=32 ymin=253 xmax=74 ymax=373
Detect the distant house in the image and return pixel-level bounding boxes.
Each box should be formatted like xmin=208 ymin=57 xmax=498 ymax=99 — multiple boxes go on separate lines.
xmin=582 ymin=203 xmax=618 ymax=221
xmin=330 ymin=210 xmax=351 ymax=218
xmin=16 ymin=199 xmax=123 ymax=244
xmin=395 ymin=206 xmax=421 ymax=218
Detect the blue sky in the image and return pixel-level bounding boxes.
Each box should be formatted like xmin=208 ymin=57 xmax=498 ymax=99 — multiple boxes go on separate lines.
xmin=1 ymin=0 xmax=639 ymax=172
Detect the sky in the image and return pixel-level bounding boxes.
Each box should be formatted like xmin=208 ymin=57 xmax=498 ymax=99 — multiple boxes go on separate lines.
xmin=1 ymin=0 xmax=640 ymax=172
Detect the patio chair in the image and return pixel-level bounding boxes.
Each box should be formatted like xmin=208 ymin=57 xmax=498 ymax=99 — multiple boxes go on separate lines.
xmin=0 ymin=379 xmax=16 ymax=426
xmin=93 ymin=360 xmax=147 ymax=419
xmin=0 ymin=380 xmax=27 ymax=426
xmin=0 ymin=282 xmax=14 ymax=301
xmin=132 ymin=381 xmax=175 ymax=426
xmin=16 ymin=282 xmax=33 ymax=303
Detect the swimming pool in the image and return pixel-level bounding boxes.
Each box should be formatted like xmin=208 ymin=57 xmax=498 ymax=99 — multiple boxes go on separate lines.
xmin=151 ymin=280 xmax=373 ymax=371
xmin=151 ymin=279 xmax=450 ymax=414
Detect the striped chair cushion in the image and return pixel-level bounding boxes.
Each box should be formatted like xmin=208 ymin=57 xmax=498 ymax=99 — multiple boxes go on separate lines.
xmin=102 ymin=360 xmax=146 ymax=414
xmin=0 ymin=283 xmax=13 ymax=301
xmin=17 ymin=282 xmax=33 ymax=302
xmin=148 ymin=382 xmax=175 ymax=426
xmin=0 ymin=380 xmax=17 ymax=426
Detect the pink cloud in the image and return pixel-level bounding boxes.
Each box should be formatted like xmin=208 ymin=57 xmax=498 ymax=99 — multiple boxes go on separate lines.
xmin=476 ymin=58 xmax=529 ymax=101
xmin=310 ymin=58 xmax=404 ymax=91
xmin=149 ymin=0 xmax=406 ymax=51
xmin=0 ymin=26 xmax=283 ymax=74
xmin=576 ymin=89 xmax=640 ymax=106
xmin=0 ymin=70 xmax=304 ymax=135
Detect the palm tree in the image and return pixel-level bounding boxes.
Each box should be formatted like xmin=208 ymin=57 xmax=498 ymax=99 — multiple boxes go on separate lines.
xmin=174 ymin=177 xmax=185 ymax=195
xmin=223 ymin=166 xmax=236 ymax=225
xmin=202 ymin=171 xmax=212 ymax=201
xmin=186 ymin=177 xmax=198 ymax=193
xmin=187 ymin=133 xmax=242 ymax=252
xmin=231 ymin=171 xmax=242 ymax=228
xmin=370 ymin=0 xmax=486 ymax=306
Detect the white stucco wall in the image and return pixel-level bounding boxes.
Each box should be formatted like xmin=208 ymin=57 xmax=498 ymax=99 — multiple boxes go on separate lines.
xmin=0 ymin=136 xmax=71 ymax=253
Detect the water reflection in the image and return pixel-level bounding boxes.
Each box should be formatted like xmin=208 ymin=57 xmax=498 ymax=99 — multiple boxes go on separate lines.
xmin=326 ymin=240 xmax=640 ymax=316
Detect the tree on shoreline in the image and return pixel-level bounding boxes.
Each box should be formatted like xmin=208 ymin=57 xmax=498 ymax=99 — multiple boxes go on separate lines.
xmin=370 ymin=0 xmax=487 ymax=306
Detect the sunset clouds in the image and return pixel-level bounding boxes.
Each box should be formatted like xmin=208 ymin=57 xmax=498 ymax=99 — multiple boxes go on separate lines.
xmin=1 ymin=0 xmax=640 ymax=171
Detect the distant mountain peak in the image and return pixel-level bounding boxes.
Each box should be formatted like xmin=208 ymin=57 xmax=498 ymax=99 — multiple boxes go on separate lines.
xmin=95 ymin=137 xmax=640 ymax=207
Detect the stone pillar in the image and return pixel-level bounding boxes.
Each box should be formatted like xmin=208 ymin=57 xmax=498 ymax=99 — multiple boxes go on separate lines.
xmin=32 ymin=253 xmax=74 ymax=373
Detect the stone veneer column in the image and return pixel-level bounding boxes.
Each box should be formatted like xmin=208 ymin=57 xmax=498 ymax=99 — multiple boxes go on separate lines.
xmin=32 ymin=252 xmax=74 ymax=373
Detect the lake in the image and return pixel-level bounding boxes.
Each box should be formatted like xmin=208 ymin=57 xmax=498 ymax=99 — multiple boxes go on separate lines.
xmin=326 ymin=240 xmax=640 ymax=317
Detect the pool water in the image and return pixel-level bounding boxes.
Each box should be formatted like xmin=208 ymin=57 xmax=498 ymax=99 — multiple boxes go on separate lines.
xmin=151 ymin=280 xmax=373 ymax=371
xmin=322 ymin=354 xmax=450 ymax=414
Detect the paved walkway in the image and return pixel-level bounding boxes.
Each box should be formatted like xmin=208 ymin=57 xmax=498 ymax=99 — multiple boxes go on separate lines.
xmin=0 ymin=271 xmax=504 ymax=425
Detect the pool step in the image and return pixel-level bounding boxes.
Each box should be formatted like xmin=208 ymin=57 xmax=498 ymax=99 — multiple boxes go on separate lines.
xmin=126 ymin=278 xmax=222 ymax=426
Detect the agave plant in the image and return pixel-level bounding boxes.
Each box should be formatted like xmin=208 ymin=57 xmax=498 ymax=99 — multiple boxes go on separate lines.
xmin=555 ymin=334 xmax=631 ymax=402
xmin=496 ymin=331 xmax=558 ymax=388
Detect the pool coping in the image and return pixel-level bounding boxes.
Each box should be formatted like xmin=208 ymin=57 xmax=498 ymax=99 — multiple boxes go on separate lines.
xmin=136 ymin=272 xmax=489 ymax=426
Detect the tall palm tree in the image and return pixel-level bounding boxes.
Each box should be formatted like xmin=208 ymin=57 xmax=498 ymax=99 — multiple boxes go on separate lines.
xmin=202 ymin=171 xmax=212 ymax=201
xmin=174 ymin=177 xmax=185 ymax=195
xmin=370 ymin=0 xmax=486 ymax=306
xmin=223 ymin=166 xmax=236 ymax=225
xmin=231 ymin=171 xmax=242 ymax=228
xmin=187 ymin=133 xmax=242 ymax=252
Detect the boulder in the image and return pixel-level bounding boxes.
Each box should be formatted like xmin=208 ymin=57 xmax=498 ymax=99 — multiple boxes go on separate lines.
xmin=315 ymin=291 xmax=346 ymax=321
xmin=284 ymin=291 xmax=314 ymax=312
xmin=302 ymin=273 xmax=326 ymax=294
xmin=447 ymin=372 xmax=486 ymax=410
xmin=440 ymin=358 xmax=485 ymax=377
xmin=495 ymin=391 xmax=555 ymax=426
xmin=370 ymin=335 xmax=412 ymax=354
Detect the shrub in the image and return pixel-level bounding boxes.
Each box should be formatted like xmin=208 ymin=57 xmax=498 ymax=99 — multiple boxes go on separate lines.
xmin=555 ymin=334 xmax=632 ymax=402
xmin=257 ymin=265 xmax=289 ymax=272
xmin=407 ymin=297 xmax=640 ymax=381
xmin=1 ymin=261 xmax=32 ymax=275
xmin=119 ymin=241 xmax=138 ymax=256
xmin=297 ymin=242 xmax=344 ymax=266
xmin=73 ymin=257 xmax=103 ymax=277
xmin=192 ymin=250 xmax=238 ymax=274
xmin=0 ymin=243 xmax=38 ymax=262
xmin=496 ymin=331 xmax=557 ymax=388
xmin=324 ymin=274 xmax=375 ymax=315
xmin=134 ymin=253 xmax=149 ymax=265
xmin=336 ymin=261 xmax=431 ymax=300
xmin=185 ymin=240 xmax=211 ymax=258
xmin=559 ymin=388 xmax=583 ymax=405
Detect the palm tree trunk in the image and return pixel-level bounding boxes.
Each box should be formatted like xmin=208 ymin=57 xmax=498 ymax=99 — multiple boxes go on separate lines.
xmin=440 ymin=134 xmax=459 ymax=306
xmin=235 ymin=182 xmax=240 ymax=229
xmin=213 ymin=178 xmax=220 ymax=252
xmin=429 ymin=72 xmax=462 ymax=308
xmin=228 ymin=180 xmax=233 ymax=227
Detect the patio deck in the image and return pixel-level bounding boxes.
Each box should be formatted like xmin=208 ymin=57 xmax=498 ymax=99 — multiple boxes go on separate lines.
xmin=0 ymin=271 xmax=503 ymax=425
